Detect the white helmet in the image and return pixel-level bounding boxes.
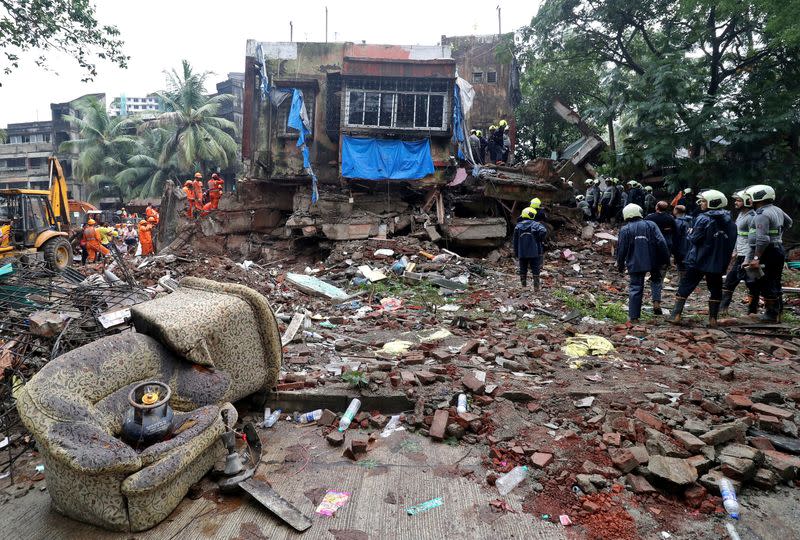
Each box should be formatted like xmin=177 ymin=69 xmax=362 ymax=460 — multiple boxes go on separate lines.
xmin=684 ymin=187 xmax=692 ymax=195
xmin=744 ymin=184 xmax=775 ymax=203
xmin=576 ymin=194 xmax=585 ymax=201
xmin=627 ymin=180 xmax=637 ymax=187
xmin=732 ymin=190 xmax=751 ymax=208
xmin=697 ymin=189 xmax=727 ymax=209
xmin=622 ymin=203 xmax=643 ymax=220
xmin=644 ymin=186 xmax=653 ymax=192
xmin=567 ymin=180 xmax=574 ymax=187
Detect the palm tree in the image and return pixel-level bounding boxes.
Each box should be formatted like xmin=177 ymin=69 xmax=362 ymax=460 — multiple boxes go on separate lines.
xmin=115 ymin=127 xmax=177 ymax=198
xmin=142 ymin=60 xmax=238 ymax=176
xmin=59 ymin=97 xmax=138 ymax=200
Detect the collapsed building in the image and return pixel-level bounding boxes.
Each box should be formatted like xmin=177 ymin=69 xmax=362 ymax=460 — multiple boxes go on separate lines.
xmin=169 ymin=37 xmax=605 ymax=258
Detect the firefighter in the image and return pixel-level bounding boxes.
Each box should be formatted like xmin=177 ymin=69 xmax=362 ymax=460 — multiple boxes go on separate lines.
xmin=192 ymin=173 xmax=204 ymax=215
xmin=145 ymin=203 xmax=160 ymax=224
xmin=742 ymin=184 xmax=793 ymax=322
xmin=599 ymin=178 xmax=618 ymax=222
xmin=667 ymin=190 xmax=737 ymax=327
xmin=627 ymin=181 xmax=645 ymax=208
xmin=138 ymin=218 xmax=155 ymax=256
xmin=183 ymin=180 xmax=196 ymax=218
xmin=672 ymin=205 xmax=692 ymax=282
xmin=84 ymin=218 xmax=109 ymax=263
xmin=719 ymin=191 xmax=756 ymax=316
xmin=576 ymin=195 xmax=591 ymax=220
xmin=529 ymin=197 xmax=548 ymax=223
xmin=477 ymin=129 xmax=487 ymax=165
xmin=513 ymin=207 xmax=547 ymax=291
xmin=616 ymin=204 xmax=670 ymax=324
xmin=644 ymin=186 xmax=657 ymax=215
xmin=586 ymin=179 xmax=600 ymax=220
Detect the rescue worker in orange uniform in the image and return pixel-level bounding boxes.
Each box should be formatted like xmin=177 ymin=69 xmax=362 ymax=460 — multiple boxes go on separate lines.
xmin=83 ymin=218 xmax=110 ymax=263
xmin=145 ymin=203 xmax=160 ymax=225
xmin=138 ymin=217 xmax=155 ymax=256
xmin=201 ymin=173 xmax=224 ymax=216
xmin=192 ymin=173 xmax=204 ymax=215
xmin=183 ymin=180 xmax=196 ymax=218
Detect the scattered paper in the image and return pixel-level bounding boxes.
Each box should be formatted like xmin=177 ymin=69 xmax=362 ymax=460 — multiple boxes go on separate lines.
xmin=315 ymin=490 xmax=350 ymax=516
xmin=358 ymin=265 xmax=387 ymax=282
xmin=420 ymin=329 xmax=452 ymax=342
xmin=381 ymin=340 xmax=414 ymax=356
xmin=406 ymin=497 xmax=443 ymax=515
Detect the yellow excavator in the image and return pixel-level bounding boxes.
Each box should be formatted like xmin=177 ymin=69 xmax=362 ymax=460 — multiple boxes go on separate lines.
xmin=0 ymin=156 xmax=73 ymax=271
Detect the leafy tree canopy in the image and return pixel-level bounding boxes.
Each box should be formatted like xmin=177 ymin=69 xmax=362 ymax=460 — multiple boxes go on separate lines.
xmin=0 ymin=0 xmax=127 ymax=85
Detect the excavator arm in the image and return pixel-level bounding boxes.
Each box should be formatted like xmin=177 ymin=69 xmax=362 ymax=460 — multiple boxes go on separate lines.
xmin=48 ymin=156 xmax=70 ymax=231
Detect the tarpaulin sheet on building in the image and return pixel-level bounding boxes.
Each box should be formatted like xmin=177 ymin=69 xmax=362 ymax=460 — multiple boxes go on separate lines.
xmin=341 ymin=136 xmax=434 ymax=180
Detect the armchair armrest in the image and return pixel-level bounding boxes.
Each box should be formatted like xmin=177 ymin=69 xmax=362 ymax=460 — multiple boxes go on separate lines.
xmin=47 ymin=421 xmax=142 ymax=475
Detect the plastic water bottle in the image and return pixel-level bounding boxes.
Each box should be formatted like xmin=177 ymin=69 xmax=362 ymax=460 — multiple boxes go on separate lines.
xmin=724 ymin=523 xmax=741 ymax=540
xmin=496 ymin=465 xmax=528 ymax=496
xmin=338 ymin=398 xmax=362 ymax=432
xmin=297 ymin=409 xmax=322 ymax=424
xmin=719 ymin=477 xmax=740 ymax=519
xmin=262 ymin=408 xmax=281 ymax=428
xmin=456 ymin=394 xmax=468 ymax=414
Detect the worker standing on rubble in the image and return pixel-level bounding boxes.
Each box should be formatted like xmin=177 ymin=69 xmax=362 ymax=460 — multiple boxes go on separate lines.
xmin=599 ymin=178 xmax=617 ymax=222
xmin=628 ymin=181 xmax=646 ymax=208
xmin=644 ymin=186 xmax=657 ymax=215
xmin=84 ymin=218 xmax=109 ymax=263
xmin=477 ymin=130 xmax=487 ymax=165
xmin=672 ymin=205 xmax=692 ymax=282
xmin=742 ymin=184 xmax=793 ymax=322
xmin=493 ymin=120 xmax=508 ymax=164
xmin=719 ymin=191 xmax=757 ymax=317
xmin=576 ymin=195 xmax=591 ymax=220
xmin=201 ymin=174 xmax=224 ymax=216
xmin=645 ymin=201 xmax=678 ymax=313
xmin=617 ymin=204 xmax=670 ymax=324
xmin=78 ymin=222 xmax=89 ymax=265
xmin=183 ymin=180 xmax=196 ymax=219
xmin=469 ymin=130 xmax=481 ymax=163
xmin=145 ymin=203 xmax=160 ymax=225
xmin=487 ymin=125 xmax=499 ymax=164
xmin=529 ymin=197 xmax=548 ymax=223
xmin=192 ymin=173 xmax=205 ymax=215
xmin=138 ymin=218 xmax=155 ymax=256
xmin=513 ymin=207 xmax=547 ymax=291
xmin=123 ymin=223 xmax=138 ymax=255
xmin=667 ymin=190 xmax=736 ymax=327
xmin=585 ymin=180 xmax=599 ymax=220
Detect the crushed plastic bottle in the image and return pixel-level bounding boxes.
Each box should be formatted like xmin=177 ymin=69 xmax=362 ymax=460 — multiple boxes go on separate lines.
xmin=496 ymin=465 xmax=528 ymax=496
xmin=719 ymin=477 xmax=740 ymax=519
xmin=297 ymin=409 xmax=322 ymax=424
xmin=338 ymin=398 xmax=362 ymax=432
xmin=261 ymin=408 xmax=281 ymax=428
xmin=456 ymin=394 xmax=468 ymax=414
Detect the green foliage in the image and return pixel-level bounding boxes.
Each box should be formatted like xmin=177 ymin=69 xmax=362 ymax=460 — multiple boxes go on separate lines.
xmin=0 ymin=0 xmax=127 ymax=85
xmin=341 ymin=370 xmax=369 ymax=389
xmin=518 ymin=0 xmax=800 ymax=199
xmin=61 ymin=60 xmax=239 ymax=200
xmin=552 ymin=289 xmax=628 ymax=323
xmin=0 ymin=128 xmax=6 ymax=144
xmin=364 ymin=278 xmax=443 ymax=312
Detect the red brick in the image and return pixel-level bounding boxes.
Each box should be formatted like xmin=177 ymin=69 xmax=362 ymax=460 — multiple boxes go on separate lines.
xmin=602 ymin=432 xmax=622 ymax=446
xmin=582 ymin=500 xmax=600 ymax=513
xmin=757 ymin=414 xmax=782 ymax=430
xmin=275 ymin=381 xmax=305 ymax=391
xmin=634 ymin=408 xmax=664 ymax=431
xmin=752 ymin=403 xmax=794 ymax=419
xmin=531 ymin=452 xmax=554 ymax=468
xmin=763 ymin=449 xmax=800 ymax=480
xmin=459 ymin=339 xmax=480 ymax=354
xmin=415 ymin=370 xmax=437 ymax=385
xmin=400 ymin=370 xmax=417 ymax=385
xmin=750 ymin=437 xmax=775 ymax=451
xmin=609 ymin=448 xmax=639 ymax=473
xmin=429 ymin=349 xmax=453 ymax=362
xmin=672 ymin=430 xmax=706 ymax=453
xmin=725 ymin=394 xmax=753 ymax=409
xmin=430 ymin=409 xmax=449 ymax=441
xmin=461 ymin=374 xmax=485 ymax=394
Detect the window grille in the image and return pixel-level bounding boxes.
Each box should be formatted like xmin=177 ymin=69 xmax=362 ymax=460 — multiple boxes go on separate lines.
xmin=344 ymin=77 xmax=449 ymax=131
xmin=473 ymin=71 xmax=483 ymax=83
xmin=487 ymin=71 xmax=497 ymax=84
xmin=277 ymin=89 xmax=316 ymax=136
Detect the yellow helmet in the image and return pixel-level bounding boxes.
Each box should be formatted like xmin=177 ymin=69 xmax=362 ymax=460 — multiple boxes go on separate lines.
xmin=529 ymin=197 xmax=542 ymax=209
xmin=521 ymin=207 xmax=538 ymax=219
xmin=489 ymin=125 xmax=497 ymax=131
xmin=87 ymin=218 xmax=96 ymax=225
xmin=476 ymin=130 xmax=482 ymax=137
xmin=499 ymin=119 xmax=508 ymax=127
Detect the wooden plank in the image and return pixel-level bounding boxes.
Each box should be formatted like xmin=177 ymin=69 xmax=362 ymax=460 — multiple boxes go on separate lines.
xmin=239 ymin=479 xmax=313 ymax=532
xmin=281 ymin=312 xmax=305 ymax=346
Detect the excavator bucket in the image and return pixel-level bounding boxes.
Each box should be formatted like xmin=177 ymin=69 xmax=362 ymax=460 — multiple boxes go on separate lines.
xmin=48 ymin=157 xmax=70 ymax=231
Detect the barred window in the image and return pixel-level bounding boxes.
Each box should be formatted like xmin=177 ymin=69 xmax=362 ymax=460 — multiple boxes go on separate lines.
xmin=344 ymin=77 xmax=449 ymax=131
xmin=487 ymin=70 xmax=497 ymax=84
xmin=277 ymin=90 xmax=316 ymax=137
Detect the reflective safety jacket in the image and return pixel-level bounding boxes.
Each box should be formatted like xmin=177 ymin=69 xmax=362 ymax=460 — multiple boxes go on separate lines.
xmin=747 ymin=204 xmax=793 ymax=260
xmin=616 ymin=218 xmax=669 ymax=273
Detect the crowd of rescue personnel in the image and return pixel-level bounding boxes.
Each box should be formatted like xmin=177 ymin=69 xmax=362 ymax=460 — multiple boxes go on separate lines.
xmin=514 ymin=179 xmax=793 ymax=326
xmin=72 ymin=171 xmax=225 ymax=264
xmin=469 ymin=119 xmax=512 ymax=165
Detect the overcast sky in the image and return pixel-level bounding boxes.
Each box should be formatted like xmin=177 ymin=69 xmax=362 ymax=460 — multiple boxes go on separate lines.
xmin=0 ymin=0 xmax=540 ymax=127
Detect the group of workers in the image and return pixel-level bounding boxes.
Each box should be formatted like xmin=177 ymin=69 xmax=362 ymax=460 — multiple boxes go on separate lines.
xmin=577 ymin=177 xmax=658 ymax=223
xmin=616 ymin=184 xmax=792 ymax=326
xmin=76 ymin=203 xmax=161 ymax=264
xmin=513 ymin=180 xmax=793 ymax=327
xmin=469 ymin=119 xmax=512 ymax=165
xmin=183 ymin=172 xmax=224 ymax=219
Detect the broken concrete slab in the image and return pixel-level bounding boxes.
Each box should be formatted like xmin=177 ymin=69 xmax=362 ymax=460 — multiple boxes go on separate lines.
xmin=285 ymin=273 xmax=350 ymax=301
xmin=648 ymin=456 xmax=698 ymax=488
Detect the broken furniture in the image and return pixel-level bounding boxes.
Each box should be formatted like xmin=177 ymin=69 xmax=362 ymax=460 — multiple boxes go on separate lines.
xmin=16 ymin=277 xmax=283 ymax=531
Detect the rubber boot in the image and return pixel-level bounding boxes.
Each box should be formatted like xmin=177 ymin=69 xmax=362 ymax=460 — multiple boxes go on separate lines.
xmin=708 ymin=300 xmax=721 ymax=328
xmin=719 ymin=290 xmax=733 ymax=317
xmin=533 ymin=275 xmax=541 ymax=292
xmin=747 ymin=294 xmax=760 ymax=316
xmin=520 ymin=275 xmax=527 ymax=287
xmin=667 ymin=297 xmax=687 ymax=325
xmin=652 ymin=301 xmax=663 ymax=316
xmin=759 ymin=299 xmax=780 ymax=323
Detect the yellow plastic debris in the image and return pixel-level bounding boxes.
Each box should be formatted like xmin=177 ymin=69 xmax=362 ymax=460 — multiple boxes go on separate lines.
xmin=420 ymin=329 xmax=452 ymax=342
xmin=381 ymin=340 xmax=414 ymax=356
xmin=561 ymin=334 xmax=615 ymax=360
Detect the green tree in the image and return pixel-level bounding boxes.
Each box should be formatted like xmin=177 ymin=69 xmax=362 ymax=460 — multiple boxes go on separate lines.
xmin=0 ymin=0 xmax=127 ymax=85
xmin=59 ymin=97 xmax=138 ymax=200
xmin=141 ymin=60 xmax=238 ymax=177
xmin=0 ymin=128 xmax=6 ymax=144
xmin=114 ymin=127 xmax=177 ymax=199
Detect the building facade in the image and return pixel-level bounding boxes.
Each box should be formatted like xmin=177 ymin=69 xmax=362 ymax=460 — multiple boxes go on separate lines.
xmin=108 ymin=95 xmax=161 ymax=117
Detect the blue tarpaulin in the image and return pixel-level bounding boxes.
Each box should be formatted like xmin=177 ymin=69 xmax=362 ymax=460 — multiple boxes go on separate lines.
xmin=341 ymin=136 xmax=434 ymax=181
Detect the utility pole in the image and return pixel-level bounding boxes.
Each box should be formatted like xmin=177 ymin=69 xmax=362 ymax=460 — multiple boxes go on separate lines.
xmin=325 ymin=6 xmax=328 ymax=43
xmin=289 ymin=21 xmax=293 ymax=42
xmin=496 ymin=5 xmax=501 ymax=35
